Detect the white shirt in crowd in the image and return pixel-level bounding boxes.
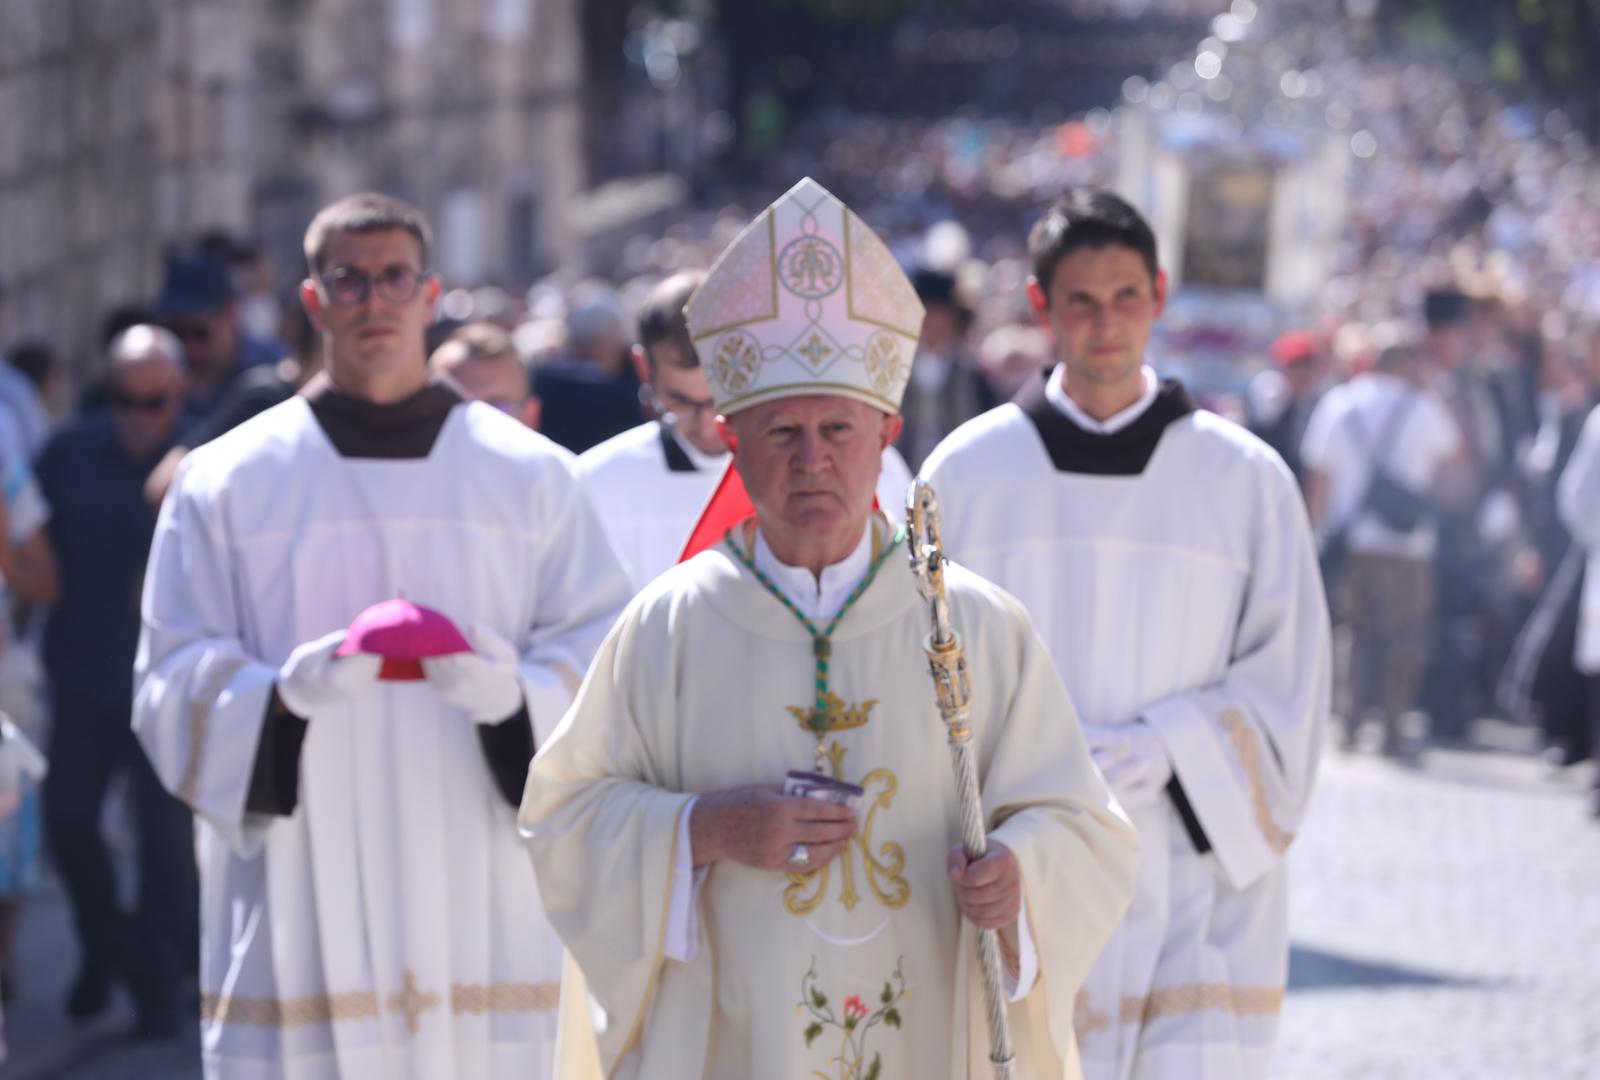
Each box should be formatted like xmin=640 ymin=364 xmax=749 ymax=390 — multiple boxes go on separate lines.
xmin=1300 ymin=370 xmax=1462 ymax=560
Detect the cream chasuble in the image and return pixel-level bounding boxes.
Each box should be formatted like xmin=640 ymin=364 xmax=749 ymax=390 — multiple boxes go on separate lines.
xmin=134 ymin=396 xmax=632 ymax=1079
xmin=519 ymin=515 xmax=1139 ymax=1080
xmin=922 ymin=379 xmax=1330 ymax=1080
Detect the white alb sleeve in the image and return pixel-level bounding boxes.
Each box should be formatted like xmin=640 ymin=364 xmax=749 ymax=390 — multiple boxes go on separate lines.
xmin=663 ymin=795 xmax=711 ymax=962
xmin=1006 ymin=896 xmax=1040 ymax=1001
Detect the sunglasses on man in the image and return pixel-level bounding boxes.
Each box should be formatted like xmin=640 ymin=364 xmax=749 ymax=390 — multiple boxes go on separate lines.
xmin=165 ymin=320 xmax=212 ymax=345
xmin=110 ymin=390 xmax=176 ymax=413
xmin=318 ymin=265 xmax=433 ymax=307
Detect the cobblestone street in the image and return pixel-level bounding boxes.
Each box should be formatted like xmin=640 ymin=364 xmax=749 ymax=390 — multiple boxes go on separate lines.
xmin=1277 ymin=725 xmax=1600 ymax=1079
xmin=7 ymin=724 xmax=1599 ymax=1078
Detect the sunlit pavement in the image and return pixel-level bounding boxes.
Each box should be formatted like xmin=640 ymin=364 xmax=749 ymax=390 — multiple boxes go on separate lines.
xmin=6 ymin=719 xmax=1597 ymax=1078
xmin=1278 ymin=720 xmax=1600 ymax=1079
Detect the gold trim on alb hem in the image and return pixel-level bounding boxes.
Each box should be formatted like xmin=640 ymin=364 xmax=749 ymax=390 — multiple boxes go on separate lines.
xmin=1074 ymin=981 xmax=1284 ymax=1040
xmin=201 ymin=978 xmax=561 ymax=1029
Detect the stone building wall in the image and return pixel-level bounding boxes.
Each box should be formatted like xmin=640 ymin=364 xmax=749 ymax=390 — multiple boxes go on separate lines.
xmin=0 ymin=0 xmax=584 ymax=384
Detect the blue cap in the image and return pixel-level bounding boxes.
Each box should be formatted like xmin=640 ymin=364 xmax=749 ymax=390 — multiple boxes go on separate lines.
xmin=153 ymin=252 xmax=235 ymax=317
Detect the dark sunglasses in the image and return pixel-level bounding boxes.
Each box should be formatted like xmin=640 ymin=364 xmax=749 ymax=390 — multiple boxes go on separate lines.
xmin=319 ymin=265 xmax=432 ymax=307
xmin=166 ymin=321 xmax=211 ymax=344
xmin=110 ymin=390 xmax=175 ymax=413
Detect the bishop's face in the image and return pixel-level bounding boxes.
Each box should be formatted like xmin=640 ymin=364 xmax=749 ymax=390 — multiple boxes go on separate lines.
xmin=728 ymin=395 xmax=902 ymax=560
xmin=1029 ymin=244 xmax=1166 ymax=399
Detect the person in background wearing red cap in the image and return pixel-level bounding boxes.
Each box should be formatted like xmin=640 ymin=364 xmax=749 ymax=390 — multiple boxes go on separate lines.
xmin=922 ymin=190 xmax=1330 ymax=1080
xmin=1247 ymin=329 xmax=1325 ymax=489
xmin=521 ymin=178 xmax=1137 ymax=1079
xmin=132 ymin=193 xmax=632 ymax=1079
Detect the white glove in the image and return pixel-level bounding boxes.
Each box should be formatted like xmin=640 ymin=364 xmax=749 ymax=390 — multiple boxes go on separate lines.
xmin=276 ymin=629 xmax=382 ymax=719
xmin=1082 ymin=720 xmax=1172 ymax=808
xmin=420 ymin=624 xmax=524 ymax=724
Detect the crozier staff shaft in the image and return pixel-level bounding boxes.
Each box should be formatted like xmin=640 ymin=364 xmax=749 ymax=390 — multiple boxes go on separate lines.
xmin=907 ymin=478 xmax=1015 ymax=1080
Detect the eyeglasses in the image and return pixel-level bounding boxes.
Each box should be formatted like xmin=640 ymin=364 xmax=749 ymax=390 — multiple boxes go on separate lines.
xmin=653 ymin=387 xmax=717 ymax=424
xmin=318 ymin=265 xmax=432 ymax=307
xmin=110 ymin=390 xmax=175 ymax=413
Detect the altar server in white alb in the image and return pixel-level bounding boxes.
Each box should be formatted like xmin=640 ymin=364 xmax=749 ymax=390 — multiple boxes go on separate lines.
xmin=133 ymin=193 xmax=631 ymax=1079
xmin=922 ymin=189 xmax=1330 ymax=1080
xmin=520 ymin=178 xmax=1139 ymax=1079
xmin=579 ymin=271 xmax=913 ymax=593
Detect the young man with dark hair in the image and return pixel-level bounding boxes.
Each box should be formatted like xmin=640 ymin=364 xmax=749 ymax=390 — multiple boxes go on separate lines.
xmin=134 ymin=192 xmax=631 ymax=1078
xmin=923 ymin=188 xmax=1330 ymax=1079
xmin=578 ymin=270 xmax=914 ymax=592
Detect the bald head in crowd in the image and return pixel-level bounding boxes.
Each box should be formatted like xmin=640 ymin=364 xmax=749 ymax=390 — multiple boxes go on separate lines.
xmin=107 ymin=325 xmax=188 ymax=459
xmin=430 ymin=322 xmax=541 ymax=430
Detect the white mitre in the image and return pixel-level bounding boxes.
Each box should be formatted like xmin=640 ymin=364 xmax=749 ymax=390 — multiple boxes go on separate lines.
xmin=685 ymin=177 xmax=926 ymax=415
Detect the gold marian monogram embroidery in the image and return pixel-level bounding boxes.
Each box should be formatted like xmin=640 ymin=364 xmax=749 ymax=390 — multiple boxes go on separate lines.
xmin=782 ymin=709 xmax=910 ymax=916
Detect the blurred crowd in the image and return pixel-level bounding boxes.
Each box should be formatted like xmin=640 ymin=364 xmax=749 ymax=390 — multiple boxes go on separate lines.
xmin=0 ymin=0 xmax=1599 ymax=1056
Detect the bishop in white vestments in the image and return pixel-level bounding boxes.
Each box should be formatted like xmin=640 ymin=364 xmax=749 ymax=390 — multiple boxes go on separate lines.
xmin=580 ymin=271 xmax=912 ymax=593
xmin=133 ymin=194 xmax=632 ymax=1079
xmin=923 ymin=190 xmax=1330 ymax=1080
xmin=520 ymin=178 xmax=1139 ymax=1080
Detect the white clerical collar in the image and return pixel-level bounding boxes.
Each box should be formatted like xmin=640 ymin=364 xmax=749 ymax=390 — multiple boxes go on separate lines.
xmin=668 ymin=426 xmax=729 ymax=473
xmin=753 ymin=520 xmax=874 ymax=623
xmin=1044 ymin=363 xmax=1159 ymax=434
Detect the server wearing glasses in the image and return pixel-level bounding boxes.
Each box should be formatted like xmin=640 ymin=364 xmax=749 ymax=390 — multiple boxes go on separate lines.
xmin=132 ymin=192 xmax=631 ymax=1078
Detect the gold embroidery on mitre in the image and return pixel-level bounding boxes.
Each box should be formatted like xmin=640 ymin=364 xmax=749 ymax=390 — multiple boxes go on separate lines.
xmin=1220 ymin=708 xmax=1295 ymax=854
xmin=863 ymin=331 xmax=908 ymax=395
xmin=778 ymin=230 xmax=844 ymax=300
xmin=712 ymin=330 xmax=761 ymax=395
xmin=784 ymin=765 xmax=909 ymax=916
xmin=685 ymin=178 xmax=923 ymax=416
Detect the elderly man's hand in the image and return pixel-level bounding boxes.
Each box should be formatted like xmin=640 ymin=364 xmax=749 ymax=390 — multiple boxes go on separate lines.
xmin=689 ymin=784 xmax=857 ymax=871
xmin=947 ymin=841 xmax=1021 ymax=929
